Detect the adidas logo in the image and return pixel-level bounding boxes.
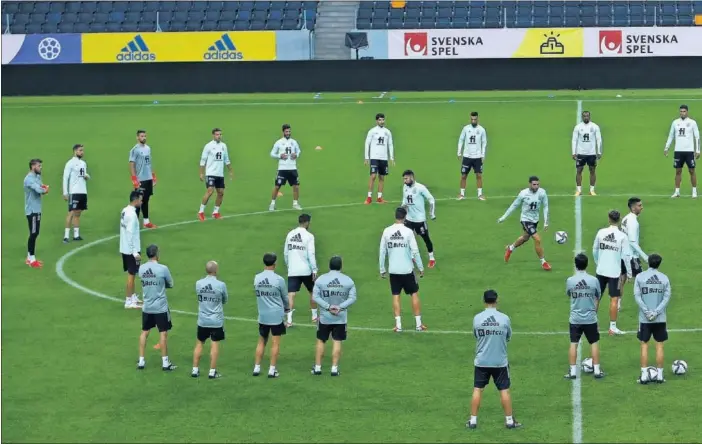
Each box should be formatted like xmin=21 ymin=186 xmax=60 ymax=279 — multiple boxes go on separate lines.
xmin=482 ymin=315 xmax=499 ymax=327
xmin=574 ymin=279 xmax=589 ymax=290
xmin=116 ymin=35 xmax=155 ymax=62
xmin=290 ymin=233 xmax=303 ymax=243
xmin=258 ymin=277 xmax=271 ymax=287
xmin=645 ymin=274 xmax=662 ymax=285
xmin=390 ymin=230 xmax=403 ymax=240
xmin=142 ymin=268 xmax=156 ymax=278
xmin=603 ymin=232 xmax=616 ymax=242
xmin=327 ymin=278 xmax=343 ymax=288
xmin=204 ymin=34 xmax=243 ymax=61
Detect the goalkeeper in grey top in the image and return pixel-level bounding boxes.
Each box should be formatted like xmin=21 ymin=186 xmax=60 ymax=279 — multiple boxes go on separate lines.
xmin=253 ymin=252 xmax=290 ymax=379
xmin=311 ymin=256 xmax=357 ymax=377
xmin=192 ymin=260 xmax=229 ymax=380
xmin=634 ymin=254 xmax=671 ymax=384
xmin=565 ymin=253 xmax=604 ymax=380
xmin=136 ymin=244 xmax=176 ymax=372
xmin=468 ymin=290 xmax=521 ymax=430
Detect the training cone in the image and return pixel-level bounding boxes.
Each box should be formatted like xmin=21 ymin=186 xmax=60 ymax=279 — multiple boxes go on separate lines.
xmin=358 ymin=100 xmax=363 ymax=104
xmin=277 ymin=191 xmax=284 ymax=197
xmin=315 ymin=146 xmax=323 ymax=151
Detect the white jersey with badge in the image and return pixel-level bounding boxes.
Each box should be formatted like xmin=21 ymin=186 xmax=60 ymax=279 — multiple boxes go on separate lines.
xmin=200 ymin=140 xmax=231 ymax=177
xmin=457 ymin=124 xmax=487 ymax=158
xmin=500 ymin=188 xmax=549 ymax=225
xmin=365 ymin=126 xmax=394 ymax=161
xmin=271 ymin=137 xmax=301 ymax=171
xmin=572 ymin=122 xmax=603 ymax=156
xmin=119 ymin=205 xmax=140 ymax=255
xmin=62 ymin=157 xmax=88 ymax=195
xmin=592 ymin=225 xmax=630 ymax=278
xmin=666 ymin=117 xmax=700 ymax=153
xmin=621 ymin=213 xmax=647 ymax=261
xmin=284 ymin=227 xmax=318 ymax=277
xmin=402 ymin=182 xmax=435 ymax=223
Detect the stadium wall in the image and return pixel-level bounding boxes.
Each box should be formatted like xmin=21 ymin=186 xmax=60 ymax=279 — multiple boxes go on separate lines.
xmin=3 ymin=57 xmax=702 ymax=96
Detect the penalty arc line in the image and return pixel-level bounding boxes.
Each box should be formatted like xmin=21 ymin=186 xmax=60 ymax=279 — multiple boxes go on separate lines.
xmin=55 ymin=193 xmax=702 ymax=337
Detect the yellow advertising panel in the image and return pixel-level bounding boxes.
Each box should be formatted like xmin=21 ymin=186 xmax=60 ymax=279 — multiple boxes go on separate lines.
xmin=82 ymin=32 xmax=276 ymax=63
xmin=513 ymin=28 xmax=583 ymax=58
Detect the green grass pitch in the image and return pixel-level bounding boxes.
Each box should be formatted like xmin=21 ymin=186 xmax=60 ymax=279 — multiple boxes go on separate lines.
xmin=2 ymin=89 xmax=701 ymax=443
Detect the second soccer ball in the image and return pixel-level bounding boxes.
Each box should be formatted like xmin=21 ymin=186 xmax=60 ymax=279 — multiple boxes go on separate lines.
xmin=555 ymin=231 xmax=568 ymax=244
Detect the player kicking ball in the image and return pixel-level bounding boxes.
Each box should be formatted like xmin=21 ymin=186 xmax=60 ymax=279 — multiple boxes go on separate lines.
xmin=498 ymin=176 xmax=551 ymax=271
xmin=401 ymin=170 xmax=437 ymax=268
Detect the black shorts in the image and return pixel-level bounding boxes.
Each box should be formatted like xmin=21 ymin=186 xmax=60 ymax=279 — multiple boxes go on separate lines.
xmin=521 ymin=221 xmax=538 ymax=237
xmin=138 ymin=179 xmax=154 ymax=198
xmin=369 ymin=159 xmax=389 ymax=176
xmin=389 ymin=273 xmax=419 ymax=296
xmin=621 ymin=258 xmax=643 ymax=277
xmin=197 ymin=326 xmax=225 ymax=342
xmin=205 ymin=176 xmax=225 ymax=189
xmin=122 ymin=253 xmax=140 ymax=275
xmin=404 ymin=220 xmax=429 ymax=236
xmin=142 ymin=311 xmax=172 ymax=332
xmin=596 ymin=274 xmax=622 ymax=297
xmin=259 ymin=322 xmax=286 ymax=339
xmin=317 ymin=322 xmax=347 ymax=342
xmin=637 ymin=322 xmax=668 ymax=343
xmin=68 ymin=193 xmax=88 ymax=211
xmin=27 ymin=213 xmax=41 ymax=236
xmin=474 ymin=366 xmax=511 ymax=390
xmin=275 ymin=169 xmax=299 ymax=187
xmin=288 ymin=275 xmax=314 ymax=293
xmin=569 ymin=323 xmax=600 ymax=344
xmin=673 ymin=151 xmax=696 ymax=169
xmin=576 ymin=154 xmax=597 ymax=168
xmin=461 ymin=157 xmax=483 ymax=175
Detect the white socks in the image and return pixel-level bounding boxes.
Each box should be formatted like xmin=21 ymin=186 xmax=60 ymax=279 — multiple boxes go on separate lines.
xmin=254 ymin=364 xmax=261 ymax=373
xmin=610 ymin=321 xmax=617 ymax=330
xmin=657 ymin=368 xmax=664 ymax=380
xmin=394 ymin=316 xmax=402 ymax=329
xmin=286 ymin=311 xmax=293 ymax=324
xmin=460 ymin=188 xmax=465 ymax=196
xmin=508 ymin=244 xmax=515 ymax=251
xmin=213 ymin=206 xmax=220 ymax=214
xmin=311 ymin=308 xmax=318 ymax=319
xmin=570 ymin=364 xmax=576 ymax=376
xmin=540 ymin=257 xmax=546 ymax=265
xmin=428 ymin=252 xmax=435 ymax=260
xmin=367 ymin=191 xmax=372 ymax=198
xmin=594 ymin=364 xmax=601 ymax=374
xmin=74 ymin=227 xmax=79 ymax=237
xmin=477 ymin=188 xmax=483 ymax=196
xmin=674 ymin=188 xmax=680 ymax=195
xmin=415 ymin=315 xmax=422 ymax=328
xmin=377 ymin=192 xmax=383 ymax=199
xmin=590 ymin=185 xmax=595 ymax=193
xmin=314 ymin=364 xmax=322 ymax=372
xmin=199 ymin=204 xmax=206 ymax=213
xmin=144 ymin=218 xmax=150 ymax=225
xmin=293 ymin=200 xmax=299 ymax=205
xmin=270 ymin=200 xmax=276 ymax=206
xmin=64 ymin=228 xmax=70 ymax=238
xmin=138 ymin=356 xmax=145 ymax=366
xmin=576 ymin=186 xmax=582 ymax=192
xmin=268 ymin=366 xmax=276 ymax=376
xmin=469 ymin=415 xmax=477 ymax=425
xmin=209 ymin=368 xmax=216 ymax=377
xmin=331 ymin=365 xmax=338 ymax=373
xmin=506 ymin=415 xmax=514 ymax=425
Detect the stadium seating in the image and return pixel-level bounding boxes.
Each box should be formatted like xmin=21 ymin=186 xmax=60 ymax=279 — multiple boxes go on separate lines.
xmin=1 ymin=1 xmax=318 ymax=34
xmin=354 ymin=1 xmax=702 ymax=30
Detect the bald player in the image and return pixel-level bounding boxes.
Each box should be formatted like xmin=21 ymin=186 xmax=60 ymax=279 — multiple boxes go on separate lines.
xmin=192 ymin=261 xmax=229 ymax=379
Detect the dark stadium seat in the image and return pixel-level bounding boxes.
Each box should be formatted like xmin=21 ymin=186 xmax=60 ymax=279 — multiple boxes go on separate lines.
xmin=105 ymin=22 xmax=122 ymax=32
xmin=121 ymin=21 xmax=138 ymax=32
xmin=34 ymin=2 xmax=50 ymax=14
xmin=74 ymin=22 xmax=89 ymax=32
xmin=26 ymin=22 xmax=42 ymax=33
xmin=19 ymin=2 xmax=35 ymax=13
xmin=3 ymin=2 xmax=20 ymax=14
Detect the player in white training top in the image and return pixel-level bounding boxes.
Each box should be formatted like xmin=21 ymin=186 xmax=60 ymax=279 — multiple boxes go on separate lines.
xmin=664 ymin=104 xmax=700 ymax=198
xmin=364 ymin=113 xmax=395 ymax=204
xmin=401 ymin=170 xmax=437 ymax=268
xmin=619 ymin=197 xmax=648 ymax=312
xmin=572 ymin=110 xmax=603 ymax=196
xmin=270 ymin=124 xmax=303 ymax=211
xmin=62 ymin=144 xmax=90 ymax=243
xmin=283 ymin=213 xmax=318 ymax=327
xmin=592 ymin=210 xmax=632 ymax=336
xmin=198 ymin=128 xmax=233 ymax=221
xmin=457 ymin=111 xmax=488 ymax=201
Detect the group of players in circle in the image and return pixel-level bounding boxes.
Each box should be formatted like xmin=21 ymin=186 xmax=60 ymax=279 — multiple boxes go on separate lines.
xmin=20 ymin=104 xmax=697 ymax=429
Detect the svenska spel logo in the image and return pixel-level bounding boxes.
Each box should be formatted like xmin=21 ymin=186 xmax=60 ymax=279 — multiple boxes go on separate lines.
xmin=404 ymin=32 xmax=428 ymax=57
xmin=116 ymin=35 xmax=156 ymax=62
xmin=204 ymin=34 xmax=243 ymax=60
xmin=599 ymin=30 xmax=623 ymax=54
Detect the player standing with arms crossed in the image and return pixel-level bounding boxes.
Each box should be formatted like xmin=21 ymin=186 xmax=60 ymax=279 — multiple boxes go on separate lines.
xmin=253 ymin=253 xmax=290 ymax=378
xmin=192 ymin=260 xmax=228 ymax=379
xmin=498 ymin=176 xmax=551 ymax=271
xmin=379 ymin=207 xmax=426 ymax=332
xmin=364 ymin=113 xmax=394 ymax=204
xmin=283 ymin=214 xmax=318 ymax=327
xmin=592 ymin=210 xmax=632 ymax=336
xmin=634 ymin=254 xmax=671 ymax=384
xmin=62 ymin=144 xmax=90 ymax=243
xmin=457 ymin=111 xmax=487 ymax=201
xmin=311 ymin=256 xmax=357 ymax=377
xmin=401 ymin=170 xmax=437 ymax=268
xmin=129 ymin=130 xmax=158 ymax=228
xmin=572 ymin=111 xmax=603 ymax=196
xmin=564 ymin=254 xmax=604 ymax=380
xmin=24 ymin=159 xmax=49 ymax=268
xmin=269 ymin=124 xmax=303 ymax=211
xmin=467 ymin=289 xmax=521 ymax=430
xmin=198 ymin=128 xmax=233 ymax=221
xmin=136 ymin=244 xmax=176 ymax=372
xmin=665 ymin=105 xmax=700 ymax=198
xmin=120 ymin=191 xmax=143 ymax=309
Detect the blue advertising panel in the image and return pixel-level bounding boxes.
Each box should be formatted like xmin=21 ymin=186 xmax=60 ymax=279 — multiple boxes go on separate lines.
xmin=2 ymin=34 xmax=82 ymax=65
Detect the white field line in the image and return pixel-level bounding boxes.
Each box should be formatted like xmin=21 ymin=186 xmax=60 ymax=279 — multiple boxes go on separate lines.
xmin=572 ymin=99 xmax=584 ymax=444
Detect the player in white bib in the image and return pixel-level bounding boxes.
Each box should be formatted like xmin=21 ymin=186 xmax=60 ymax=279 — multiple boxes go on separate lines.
xmin=664 ymin=104 xmax=700 ymax=198
xmin=270 ymin=124 xmax=303 ymax=211
xmin=572 ymin=110 xmax=603 ymax=196
xmin=364 ymin=113 xmax=395 ymax=204
xmin=457 ymin=111 xmax=488 ymax=201
xmin=198 ymin=128 xmax=233 ymax=221
xmin=401 ymin=170 xmax=436 ymax=268
xmin=62 ymin=144 xmax=90 ymax=243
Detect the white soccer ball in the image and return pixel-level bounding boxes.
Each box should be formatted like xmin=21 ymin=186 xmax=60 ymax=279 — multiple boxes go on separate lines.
xmin=555 ymin=231 xmax=568 ymax=244
xmin=581 ymin=357 xmax=594 ymax=373
xmin=645 ymin=366 xmax=659 ymax=381
xmin=672 ymin=360 xmax=688 ymax=375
